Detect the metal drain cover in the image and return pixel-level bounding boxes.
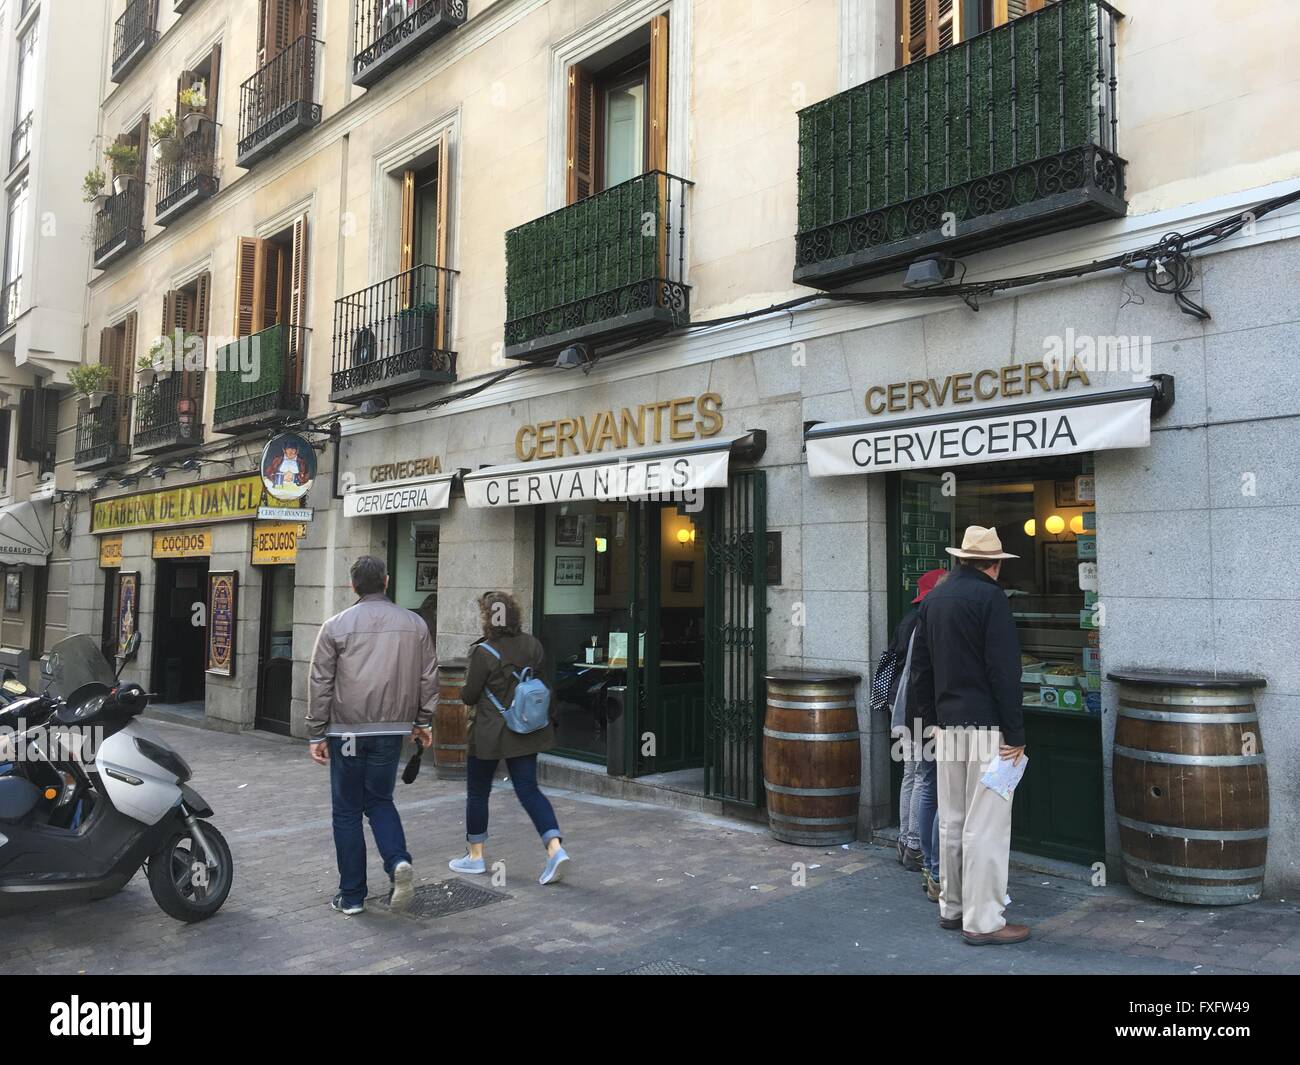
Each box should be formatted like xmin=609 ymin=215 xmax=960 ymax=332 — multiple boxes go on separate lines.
xmin=620 ymin=960 xmax=705 ymax=975
xmin=371 ymin=879 xmax=509 ymax=920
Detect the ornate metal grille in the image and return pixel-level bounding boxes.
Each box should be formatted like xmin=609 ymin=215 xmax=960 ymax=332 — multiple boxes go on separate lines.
xmin=93 ymin=182 xmax=146 ymax=266
xmin=155 ymin=118 xmax=219 ymax=221
xmin=236 ymin=35 xmax=321 ymax=165
xmin=111 ymin=0 xmax=158 ymax=81
xmin=352 ymin=0 xmax=467 ymax=86
xmin=75 ymin=393 xmax=132 ymax=468
xmin=134 ymin=373 xmax=205 ymax=453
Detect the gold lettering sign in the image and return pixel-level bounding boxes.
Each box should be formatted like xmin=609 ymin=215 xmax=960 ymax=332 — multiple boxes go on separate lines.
xmin=91 ymin=474 xmax=264 ymax=533
xmin=865 ymin=361 xmax=1090 ymax=415
xmin=152 ymin=529 xmax=213 ymax=559
xmin=514 ymin=393 xmax=724 ymax=462
xmin=252 ymin=522 xmax=306 ymax=566
xmin=99 ymin=535 xmax=123 ymax=568
xmin=369 ymin=457 xmax=442 ymax=483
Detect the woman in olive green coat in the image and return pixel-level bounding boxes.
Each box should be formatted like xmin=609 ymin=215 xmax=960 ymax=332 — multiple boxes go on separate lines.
xmin=449 ymin=591 xmax=571 ymax=885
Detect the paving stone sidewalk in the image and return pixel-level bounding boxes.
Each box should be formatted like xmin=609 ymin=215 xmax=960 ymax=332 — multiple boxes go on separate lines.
xmin=3 ymin=721 xmax=1298 ymax=975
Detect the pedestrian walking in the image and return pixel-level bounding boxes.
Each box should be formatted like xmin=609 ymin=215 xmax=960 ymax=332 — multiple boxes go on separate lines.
xmin=883 ymin=567 xmax=947 ymax=879
xmin=912 ymin=526 xmax=1029 ymax=945
xmin=449 ymin=590 xmax=571 ymax=886
xmin=307 ymin=555 xmax=439 ymax=916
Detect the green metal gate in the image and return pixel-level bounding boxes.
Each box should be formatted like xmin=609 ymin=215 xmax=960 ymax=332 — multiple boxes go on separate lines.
xmin=703 ymin=469 xmax=768 ymax=805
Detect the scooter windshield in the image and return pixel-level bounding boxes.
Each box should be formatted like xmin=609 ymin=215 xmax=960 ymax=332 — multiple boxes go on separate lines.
xmin=44 ymin=635 xmax=118 ymax=699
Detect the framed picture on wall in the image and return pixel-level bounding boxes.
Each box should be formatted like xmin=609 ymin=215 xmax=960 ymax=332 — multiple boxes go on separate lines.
xmin=554 ymin=555 xmax=586 ymax=586
xmin=3 ymin=571 xmax=20 ymax=611
xmin=205 ymin=571 xmax=237 ymax=676
xmin=554 ymin=514 xmax=584 ymax=547
xmin=1043 ymin=542 xmax=1080 ymax=596
xmin=117 ymin=572 xmax=140 ymax=658
xmin=415 ymin=561 xmax=438 ymax=591
xmin=671 ymin=560 xmax=694 ymax=593
xmin=414 ymin=530 xmax=439 ymax=558
xmin=1054 ymin=479 xmax=1080 ymax=507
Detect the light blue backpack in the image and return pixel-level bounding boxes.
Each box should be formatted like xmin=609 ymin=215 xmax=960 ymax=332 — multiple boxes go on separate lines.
xmin=479 ymin=643 xmax=552 ymax=734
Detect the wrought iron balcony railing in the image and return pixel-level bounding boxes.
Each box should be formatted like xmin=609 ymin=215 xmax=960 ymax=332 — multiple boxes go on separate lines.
xmin=504 ymin=170 xmax=692 ymax=362
xmin=236 ymin=36 xmax=322 ymax=169
xmin=111 ymin=0 xmax=159 ymax=84
xmin=331 ymin=264 xmax=457 ymax=403
xmin=134 ymin=373 xmax=205 ymax=454
xmin=352 ymin=0 xmax=467 ymax=88
xmin=155 ymin=118 xmax=220 ymax=226
xmin=213 ymin=323 xmax=308 ymax=433
xmin=10 ymin=112 xmax=32 ymax=171
xmin=93 ymin=181 xmax=146 ymax=269
xmin=0 ymin=276 xmax=19 ymax=333
xmin=794 ymin=0 xmax=1125 ymax=288
xmin=74 ymin=392 xmax=133 ymax=470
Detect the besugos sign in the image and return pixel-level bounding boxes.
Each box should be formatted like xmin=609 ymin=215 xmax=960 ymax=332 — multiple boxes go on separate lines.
xmin=91 ymin=475 xmax=263 ymax=533
xmin=514 ymin=394 xmax=724 ymax=461
xmin=251 ymin=522 xmax=306 ymax=565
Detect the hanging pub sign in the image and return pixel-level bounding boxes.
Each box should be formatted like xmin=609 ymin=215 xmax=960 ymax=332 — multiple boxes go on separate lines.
xmin=116 ymin=572 xmax=139 ymax=658
xmin=99 ymin=535 xmax=123 ymax=568
xmin=252 ymin=522 xmax=307 ymax=565
xmin=261 ymin=432 xmax=317 ymax=503
xmin=152 ymin=528 xmax=213 ymax=559
xmin=92 ymin=474 xmax=263 ymax=533
xmin=205 ymin=571 xmax=237 ymax=677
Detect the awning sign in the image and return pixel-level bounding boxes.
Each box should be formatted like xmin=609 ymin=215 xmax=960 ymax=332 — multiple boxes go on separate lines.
xmin=100 ymin=536 xmax=123 ymax=568
xmin=0 ymin=499 xmax=54 ymax=566
xmin=152 ymin=529 xmax=213 ymax=559
xmin=806 ymin=395 xmax=1153 ymax=478
xmin=464 ymin=441 xmax=735 ymax=509
xmin=343 ymin=474 xmax=453 ymax=518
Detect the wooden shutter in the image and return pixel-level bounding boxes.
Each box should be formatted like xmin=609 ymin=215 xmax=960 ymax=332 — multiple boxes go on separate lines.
xmin=435 ymin=132 xmax=451 ymax=269
xmin=205 ymin=44 xmax=221 ymax=120
xmin=193 ymin=272 xmax=211 ymax=337
xmin=39 ymin=387 xmax=58 ymax=466
xmin=15 ymin=388 xmax=35 ymax=461
xmin=260 ymin=0 xmax=295 ymax=64
xmin=399 ymin=169 xmax=416 ymax=275
xmin=119 ymin=313 xmax=138 ymax=397
xmin=287 ymin=214 xmax=309 ymax=391
xmin=648 ymin=14 xmax=669 ymax=175
xmin=263 ymin=244 xmax=285 ymax=327
xmin=135 ymin=113 xmax=149 ymax=179
xmin=566 ymin=65 xmax=596 ymax=204
xmin=233 ymin=236 xmax=267 ymax=337
xmin=901 ymin=0 xmax=960 ymax=64
xmin=995 ymin=0 xmax=1046 ymax=27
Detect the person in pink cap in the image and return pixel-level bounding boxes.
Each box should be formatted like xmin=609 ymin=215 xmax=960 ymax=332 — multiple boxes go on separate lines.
xmin=882 ymin=566 xmax=948 ymax=898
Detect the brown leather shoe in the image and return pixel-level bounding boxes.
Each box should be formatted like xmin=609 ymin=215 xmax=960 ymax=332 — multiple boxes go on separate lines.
xmin=963 ymin=924 xmax=1030 ymax=946
xmin=939 ymin=915 xmax=962 ymax=930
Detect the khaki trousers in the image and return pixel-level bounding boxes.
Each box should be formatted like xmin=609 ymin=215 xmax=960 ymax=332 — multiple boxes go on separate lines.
xmin=936 ymin=726 xmax=1013 ymax=935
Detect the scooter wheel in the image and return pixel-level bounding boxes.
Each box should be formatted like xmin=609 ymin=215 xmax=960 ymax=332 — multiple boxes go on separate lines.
xmin=147 ymin=821 xmax=233 ymax=923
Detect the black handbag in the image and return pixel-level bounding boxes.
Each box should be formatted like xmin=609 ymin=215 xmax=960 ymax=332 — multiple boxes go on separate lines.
xmin=401 ymin=744 xmax=424 ymax=784
xmin=869 ymin=646 xmax=904 ymax=713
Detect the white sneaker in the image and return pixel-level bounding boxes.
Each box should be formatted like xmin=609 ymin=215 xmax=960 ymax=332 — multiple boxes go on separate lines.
xmin=449 ymin=854 xmax=486 ymax=875
xmin=389 ymin=861 xmax=414 ymax=913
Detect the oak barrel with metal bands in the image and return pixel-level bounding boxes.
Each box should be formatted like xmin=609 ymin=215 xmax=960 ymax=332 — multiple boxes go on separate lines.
xmin=1110 ymin=670 xmax=1268 ymax=905
xmin=762 ymin=669 xmax=862 ymax=845
xmin=435 ymin=658 xmax=469 ymax=778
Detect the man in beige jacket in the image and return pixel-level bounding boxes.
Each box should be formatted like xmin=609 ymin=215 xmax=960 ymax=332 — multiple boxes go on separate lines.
xmin=308 ymin=556 xmax=439 ymax=915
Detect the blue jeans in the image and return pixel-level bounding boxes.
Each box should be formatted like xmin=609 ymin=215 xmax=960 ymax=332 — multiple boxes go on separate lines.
xmin=466 ymin=754 xmax=561 ymax=846
xmin=915 ymin=756 xmax=940 ymax=878
xmin=328 ymin=735 xmax=412 ymax=905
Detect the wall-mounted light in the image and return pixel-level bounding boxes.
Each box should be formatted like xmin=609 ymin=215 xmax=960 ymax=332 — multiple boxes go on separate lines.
xmin=1069 ymin=514 xmax=1086 ymax=535
xmin=594 ymin=537 xmax=607 ymax=553
xmin=1044 ymin=514 xmax=1066 ymax=536
xmin=1023 ymin=518 xmax=1036 ymax=537
xmin=676 ymin=526 xmax=696 ymax=549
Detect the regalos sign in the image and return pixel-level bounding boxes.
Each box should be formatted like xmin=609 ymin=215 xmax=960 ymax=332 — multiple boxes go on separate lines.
xmin=91 ymin=475 xmax=263 ymax=533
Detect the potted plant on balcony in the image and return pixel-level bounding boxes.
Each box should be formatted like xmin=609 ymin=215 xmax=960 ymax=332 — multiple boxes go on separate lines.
xmin=149 ymin=112 xmax=183 ymax=167
xmin=69 ymin=364 xmax=114 ymax=411
xmin=395 ymin=300 xmax=439 ymax=355
xmin=179 ymin=84 xmax=207 ymax=137
xmin=82 ymin=167 xmax=108 ymax=209
xmin=104 ymin=143 xmax=141 ymax=195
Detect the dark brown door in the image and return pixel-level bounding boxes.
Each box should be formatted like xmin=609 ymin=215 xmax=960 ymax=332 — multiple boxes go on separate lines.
xmin=255 ymin=566 xmax=295 ymax=734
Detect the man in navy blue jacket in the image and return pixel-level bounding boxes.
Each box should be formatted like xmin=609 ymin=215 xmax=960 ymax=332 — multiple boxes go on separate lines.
xmin=912 ymin=526 xmax=1029 ymax=946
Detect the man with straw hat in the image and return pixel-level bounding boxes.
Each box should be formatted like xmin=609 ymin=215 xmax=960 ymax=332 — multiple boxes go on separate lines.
xmin=912 ymin=526 xmax=1029 ymax=946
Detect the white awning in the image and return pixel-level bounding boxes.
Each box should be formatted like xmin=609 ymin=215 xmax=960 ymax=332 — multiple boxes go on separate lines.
xmin=464 ymin=433 xmax=761 ymax=509
xmin=0 ymin=499 xmax=54 ymax=566
xmin=342 ymin=473 xmax=455 ymax=518
xmin=805 ymin=379 xmax=1173 ymax=478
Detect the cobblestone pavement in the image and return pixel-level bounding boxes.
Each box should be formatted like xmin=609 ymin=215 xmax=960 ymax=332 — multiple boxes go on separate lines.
xmin=3 ymin=721 xmax=1299 ymax=976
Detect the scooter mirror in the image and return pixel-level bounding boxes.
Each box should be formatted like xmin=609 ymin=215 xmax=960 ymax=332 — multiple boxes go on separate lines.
xmin=42 ymin=652 xmax=57 ymax=678
xmin=123 ymin=632 xmax=141 ymax=660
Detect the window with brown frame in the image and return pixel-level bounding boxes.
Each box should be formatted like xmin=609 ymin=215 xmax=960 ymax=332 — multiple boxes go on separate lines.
xmin=257 ymin=0 xmax=315 ymax=67
xmin=231 ymin=215 xmax=309 ymax=390
xmin=900 ymin=0 xmax=1050 ymax=65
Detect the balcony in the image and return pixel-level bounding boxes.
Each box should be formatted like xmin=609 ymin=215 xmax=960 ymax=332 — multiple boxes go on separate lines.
xmin=0 ymin=277 xmax=19 ymax=333
xmin=93 ymin=181 xmax=146 ymax=270
xmin=134 ymin=374 xmax=205 ymax=455
xmin=331 ymin=265 xmax=457 ymax=404
xmin=353 ymin=0 xmax=467 ymax=89
xmin=504 ymin=171 xmax=692 ymax=362
xmin=794 ymin=0 xmax=1125 ymax=289
xmin=213 ymin=323 xmax=308 ymax=434
xmin=10 ymin=113 xmax=32 ymax=171
xmin=110 ymin=0 xmax=159 ymax=84
xmin=155 ymin=118 xmax=220 ymax=227
xmin=236 ymin=36 xmax=322 ymax=169
xmin=74 ymin=393 xmax=132 ymax=471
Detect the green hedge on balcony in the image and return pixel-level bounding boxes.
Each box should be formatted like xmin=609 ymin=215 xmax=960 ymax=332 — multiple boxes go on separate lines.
xmin=215 ymin=322 xmax=287 ymax=412
xmin=798 ymin=0 xmax=1104 ymax=234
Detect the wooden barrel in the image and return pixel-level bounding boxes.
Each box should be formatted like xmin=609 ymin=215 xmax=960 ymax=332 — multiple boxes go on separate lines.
xmin=434 ymin=658 xmax=468 ymax=778
xmin=762 ymin=669 xmax=862 ymax=845
xmin=1110 ymin=670 xmax=1268 ymax=905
